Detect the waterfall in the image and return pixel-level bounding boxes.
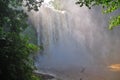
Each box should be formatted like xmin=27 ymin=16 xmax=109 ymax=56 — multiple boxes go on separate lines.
xmin=29 ymin=0 xmax=120 ymax=80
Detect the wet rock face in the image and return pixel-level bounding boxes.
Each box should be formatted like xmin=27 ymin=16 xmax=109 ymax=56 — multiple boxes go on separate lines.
xmin=38 ymin=74 xmax=54 ymax=80
xmin=33 ymin=70 xmax=56 ymax=80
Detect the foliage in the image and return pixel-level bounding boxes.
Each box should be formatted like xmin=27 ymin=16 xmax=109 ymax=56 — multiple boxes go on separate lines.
xmin=22 ymin=25 xmax=37 ymax=45
xmin=76 ymin=0 xmax=120 ymax=29
xmin=0 ymin=0 xmax=43 ymax=80
xmin=50 ymin=0 xmax=63 ymax=10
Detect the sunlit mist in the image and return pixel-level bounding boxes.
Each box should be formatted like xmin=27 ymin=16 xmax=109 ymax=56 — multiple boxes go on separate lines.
xmin=28 ymin=0 xmax=120 ymax=80
xmin=44 ymin=0 xmax=53 ymax=3
xmin=108 ymin=64 xmax=120 ymax=72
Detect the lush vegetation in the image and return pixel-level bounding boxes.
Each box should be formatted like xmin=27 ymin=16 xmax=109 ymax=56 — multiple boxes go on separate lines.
xmin=50 ymin=0 xmax=63 ymax=10
xmin=76 ymin=0 xmax=120 ymax=29
xmin=1 ymin=0 xmax=119 ymax=80
xmin=0 ymin=0 xmax=43 ymax=80
xmin=22 ymin=25 xmax=37 ymax=45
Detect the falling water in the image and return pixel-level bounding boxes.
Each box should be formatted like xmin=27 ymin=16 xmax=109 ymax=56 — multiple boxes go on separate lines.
xmin=29 ymin=0 xmax=120 ymax=80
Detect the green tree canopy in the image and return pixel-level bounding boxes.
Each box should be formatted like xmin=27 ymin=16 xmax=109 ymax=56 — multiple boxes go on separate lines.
xmin=76 ymin=0 xmax=120 ymax=29
xmin=0 ymin=0 xmax=43 ymax=80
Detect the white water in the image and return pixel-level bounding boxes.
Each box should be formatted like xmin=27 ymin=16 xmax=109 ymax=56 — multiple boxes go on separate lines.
xmin=29 ymin=0 xmax=120 ymax=80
